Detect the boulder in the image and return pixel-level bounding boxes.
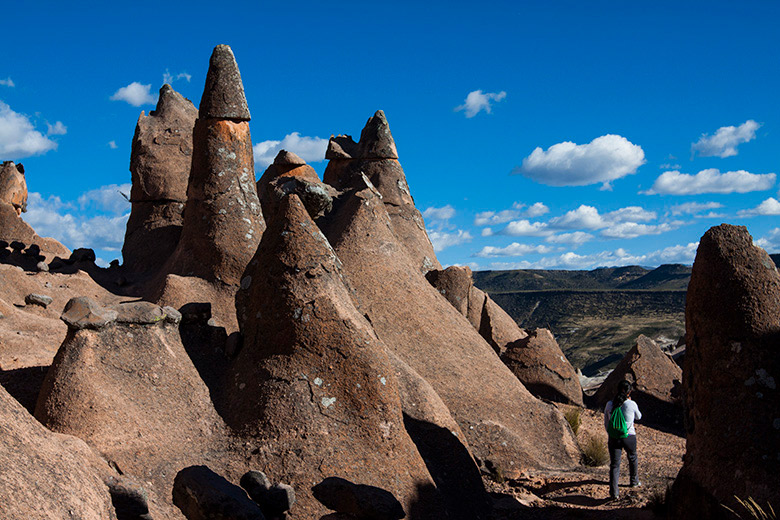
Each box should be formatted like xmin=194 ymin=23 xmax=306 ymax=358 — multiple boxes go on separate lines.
xmin=501 ymin=328 xmax=584 ymax=406
xmin=669 ymin=225 xmax=780 ymax=519
xmin=35 ymin=298 xmax=230 ymax=519
xmin=123 ymin=83 xmax=196 ymax=273
xmin=228 ymin=193 xmax=445 ymax=518
xmin=426 ymin=265 xmax=528 ymax=355
xmin=0 ymin=161 xmax=27 ymax=215
xmin=256 ymin=150 xmax=336 ymax=220
xmin=320 ymin=180 xmax=579 ymax=476
xmin=312 ymin=477 xmax=404 ymax=520
xmin=0 ymin=384 xmax=118 ymax=519
xmin=323 ymin=111 xmax=440 ymax=273
xmin=173 ymin=466 xmax=265 ymax=520
xmin=164 ymin=44 xmax=264 ymax=285
xmin=24 ymin=293 xmax=53 ymax=308
xmin=594 ymin=334 xmax=681 ymax=424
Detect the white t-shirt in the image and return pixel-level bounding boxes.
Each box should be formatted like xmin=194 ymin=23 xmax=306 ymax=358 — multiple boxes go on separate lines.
xmin=604 ymin=398 xmax=642 ymax=436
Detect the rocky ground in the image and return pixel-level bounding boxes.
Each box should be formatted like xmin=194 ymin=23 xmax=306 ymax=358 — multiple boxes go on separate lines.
xmin=485 ymin=406 xmax=685 ymax=519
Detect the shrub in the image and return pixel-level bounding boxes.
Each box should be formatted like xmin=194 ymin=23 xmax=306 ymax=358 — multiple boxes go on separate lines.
xmin=581 ymin=435 xmax=609 ymax=467
xmin=647 ymin=483 xmax=672 ymax=516
xmin=564 ymin=407 xmax=582 ymax=435
xmin=722 ymin=496 xmax=776 ymax=520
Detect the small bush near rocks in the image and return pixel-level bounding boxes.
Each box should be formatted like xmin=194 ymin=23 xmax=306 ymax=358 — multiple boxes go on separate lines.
xmin=564 ymin=407 xmax=581 ymax=435
xmin=722 ymin=496 xmax=776 ymax=520
xmin=647 ymin=483 xmax=672 ymax=516
xmin=581 ymin=436 xmax=609 ymax=467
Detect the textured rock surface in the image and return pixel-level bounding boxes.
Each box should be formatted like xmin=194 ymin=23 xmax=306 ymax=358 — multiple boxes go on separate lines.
xmin=165 ymin=44 xmax=263 ymax=285
xmin=230 ymin=193 xmax=445 ymax=518
xmin=0 ymin=161 xmax=27 ymax=215
xmin=501 ymin=328 xmax=584 ymax=406
xmin=256 ymin=150 xmax=336 ymax=220
xmin=312 ymin=477 xmax=404 ymax=520
xmin=594 ymin=334 xmax=681 ymax=423
xmin=323 ymin=111 xmax=440 ymax=273
xmin=321 ymin=182 xmax=579 ymax=476
xmin=123 ymin=84 xmax=196 ymax=273
xmin=426 ymin=265 xmax=528 ymax=355
xmin=669 ymin=225 xmax=780 ymax=519
xmin=35 ymin=299 xmax=230 ymax=519
xmin=0 ymin=385 xmax=118 ymax=520
xmin=173 ymin=466 xmax=265 ymax=520
xmin=0 ymin=202 xmax=70 ymax=261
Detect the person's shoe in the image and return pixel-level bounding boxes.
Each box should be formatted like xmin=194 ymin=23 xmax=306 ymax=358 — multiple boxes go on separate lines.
xmin=630 ymin=481 xmax=642 ymax=488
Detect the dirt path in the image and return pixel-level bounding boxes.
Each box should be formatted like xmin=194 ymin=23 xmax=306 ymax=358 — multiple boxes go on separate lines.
xmin=485 ymin=407 xmax=685 ymax=519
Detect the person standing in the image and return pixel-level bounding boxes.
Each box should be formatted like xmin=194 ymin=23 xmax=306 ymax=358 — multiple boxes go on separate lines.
xmin=604 ymin=379 xmax=642 ymax=499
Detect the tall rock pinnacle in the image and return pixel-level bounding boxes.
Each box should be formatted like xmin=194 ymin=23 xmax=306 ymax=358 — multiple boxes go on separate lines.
xmin=323 ymin=111 xmax=440 ymax=273
xmin=123 ymin=84 xmax=197 ymax=273
xmin=164 ymin=44 xmax=264 ymax=286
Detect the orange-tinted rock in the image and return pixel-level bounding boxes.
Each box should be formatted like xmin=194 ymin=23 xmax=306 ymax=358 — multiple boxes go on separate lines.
xmin=256 ymin=150 xmax=336 ymax=220
xmin=502 ymin=328 xmax=584 ymax=406
xmin=426 ymin=265 xmax=528 ymax=355
xmin=0 ymin=161 xmax=27 ymax=215
xmin=35 ymin=298 xmax=230 ymax=519
xmin=0 ymin=385 xmax=117 ymax=520
xmin=321 ymin=181 xmax=579 ymax=476
xmin=165 ymin=44 xmax=263 ymax=286
xmin=669 ymin=225 xmax=780 ymax=519
xmin=230 ymin=193 xmax=445 ymax=518
xmin=323 ymin=111 xmax=440 ymax=273
xmin=123 ymin=84 xmax=196 ymax=273
xmin=594 ymin=334 xmax=681 ymax=423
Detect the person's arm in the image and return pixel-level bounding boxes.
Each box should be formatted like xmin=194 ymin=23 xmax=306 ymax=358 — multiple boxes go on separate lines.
xmin=631 ymin=399 xmax=642 ymax=420
xmin=604 ymin=402 xmax=612 ymax=430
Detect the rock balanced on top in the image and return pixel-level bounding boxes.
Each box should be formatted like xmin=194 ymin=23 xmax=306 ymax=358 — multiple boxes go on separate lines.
xmin=165 ymin=44 xmax=264 ymax=286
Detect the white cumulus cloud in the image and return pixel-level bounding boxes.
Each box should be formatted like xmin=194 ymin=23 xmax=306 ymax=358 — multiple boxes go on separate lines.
xmin=110 ymin=82 xmax=157 ymax=106
xmin=474 ymin=201 xmax=549 ymax=226
xmin=108 ymin=140 xmax=118 ymax=149
xmin=0 ymin=101 xmax=59 ymax=158
xmin=0 ymin=77 xmax=14 ymax=87
xmin=600 ymin=222 xmax=678 ymax=239
xmin=525 ymin=202 xmax=549 ymax=217
xmin=547 ymin=205 xmax=605 ymax=229
xmin=755 ymin=228 xmax=780 ymax=252
xmin=737 ymin=197 xmax=780 ymax=217
xmin=24 ymin=191 xmax=130 ymax=252
xmin=253 ymin=132 xmax=328 ymax=168
xmin=501 ymin=219 xmax=551 ymax=237
xmin=691 ymin=120 xmax=761 ymax=158
xmin=514 ymin=134 xmax=645 ymax=189
xmin=423 ymin=205 xmax=456 ymax=222
xmin=474 ymin=242 xmax=556 ymax=258
xmin=644 ymin=168 xmax=775 ymax=195
xmin=77 ymin=183 xmax=132 ymax=214
xmin=46 ymin=121 xmax=67 ymax=136
xmin=669 ymin=201 xmax=723 ymax=216
xmin=428 ymin=230 xmax=473 ymax=252
xmin=163 ymin=70 xmax=192 ymax=84
xmin=545 ymin=231 xmax=594 ymax=246
xmin=455 ymin=90 xmax=507 ymax=118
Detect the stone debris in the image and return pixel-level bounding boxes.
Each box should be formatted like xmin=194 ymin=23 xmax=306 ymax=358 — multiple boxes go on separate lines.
xmin=24 ymin=293 xmax=53 ymax=308
xmin=173 ymin=466 xmax=266 ymax=520
xmin=312 ymin=477 xmax=405 ymax=520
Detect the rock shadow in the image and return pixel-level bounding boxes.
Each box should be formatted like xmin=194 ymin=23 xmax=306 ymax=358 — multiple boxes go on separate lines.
xmin=0 ymin=364 xmax=49 ymax=414
xmin=402 ymin=414 xmax=491 ymax=520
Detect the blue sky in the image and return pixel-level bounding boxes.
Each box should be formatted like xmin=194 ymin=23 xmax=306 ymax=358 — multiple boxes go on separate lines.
xmin=2 ymin=1 xmax=780 ymax=269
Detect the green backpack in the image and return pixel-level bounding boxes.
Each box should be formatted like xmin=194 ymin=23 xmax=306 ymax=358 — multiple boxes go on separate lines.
xmin=607 ymin=404 xmax=629 ymax=439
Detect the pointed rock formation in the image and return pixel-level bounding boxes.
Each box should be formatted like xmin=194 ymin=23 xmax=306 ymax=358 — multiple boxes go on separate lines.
xmin=501 ymin=328 xmax=584 ymax=406
xmin=323 ymin=111 xmax=440 ymax=273
xmin=594 ymin=334 xmax=681 ymax=424
xmin=123 ymin=84 xmax=197 ymax=273
xmin=0 ymin=385 xmax=117 ymax=519
xmin=669 ymin=225 xmax=780 ymax=519
xmin=35 ymin=298 xmax=230 ymax=519
xmin=0 ymin=161 xmax=27 ymax=215
xmin=229 ymin=193 xmax=446 ymax=518
xmin=256 ymin=149 xmax=336 ymax=220
xmin=0 ymin=199 xmax=70 ymax=262
xmin=426 ymin=265 xmax=529 ymax=355
xmin=164 ymin=44 xmax=264 ymax=285
xmin=321 ymin=180 xmax=579 ymax=476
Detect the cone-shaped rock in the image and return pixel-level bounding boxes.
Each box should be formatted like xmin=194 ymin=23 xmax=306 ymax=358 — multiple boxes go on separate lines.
xmin=321 ymin=182 xmax=579 ymax=476
xmin=198 ymin=44 xmax=251 ymax=121
xmin=323 ymin=111 xmax=440 ymax=273
xmin=35 ymin=299 xmax=231 ymax=519
xmin=0 ymin=161 xmax=27 ymax=215
xmin=502 ymin=328 xmax=584 ymax=406
xmin=165 ymin=44 xmax=263 ymax=285
xmin=426 ymin=265 xmax=528 ymax=355
xmin=123 ymin=84 xmax=197 ymax=273
xmin=230 ymin=193 xmax=446 ymax=518
xmin=256 ymin=150 xmax=335 ymax=221
xmin=594 ymin=334 xmax=681 ymax=423
xmin=669 ymin=225 xmax=780 ymax=519
xmin=0 ymin=385 xmax=117 ymax=519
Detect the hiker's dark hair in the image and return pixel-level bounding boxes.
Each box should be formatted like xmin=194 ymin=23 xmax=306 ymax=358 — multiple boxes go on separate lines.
xmin=613 ymin=380 xmax=632 ymax=409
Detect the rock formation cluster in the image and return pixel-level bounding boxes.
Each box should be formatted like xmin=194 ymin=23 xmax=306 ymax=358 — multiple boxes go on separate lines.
xmin=2 ymin=43 xmax=772 ymax=520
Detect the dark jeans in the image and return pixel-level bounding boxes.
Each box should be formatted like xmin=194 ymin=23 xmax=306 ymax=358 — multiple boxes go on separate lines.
xmin=608 ymin=434 xmax=638 ymax=497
